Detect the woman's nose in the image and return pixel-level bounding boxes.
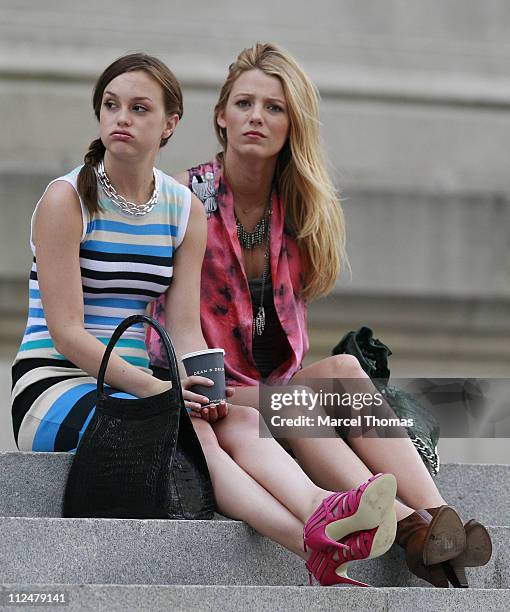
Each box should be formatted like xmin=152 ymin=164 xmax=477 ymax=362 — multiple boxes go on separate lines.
xmin=249 ymin=103 xmax=263 ymax=124
xmin=117 ymin=107 xmax=131 ymax=126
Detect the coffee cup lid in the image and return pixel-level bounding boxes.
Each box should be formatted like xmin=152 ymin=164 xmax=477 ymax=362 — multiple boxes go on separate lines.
xmin=181 ymin=348 xmax=225 ymax=360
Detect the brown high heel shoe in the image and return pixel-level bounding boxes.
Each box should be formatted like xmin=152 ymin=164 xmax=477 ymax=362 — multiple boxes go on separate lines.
xmin=396 ymin=506 xmax=466 ymax=587
xmin=427 ymin=508 xmax=492 ymax=588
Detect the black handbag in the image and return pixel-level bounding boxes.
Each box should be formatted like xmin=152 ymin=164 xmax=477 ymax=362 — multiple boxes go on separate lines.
xmin=63 ymin=314 xmax=215 ymax=519
xmin=332 ymin=326 xmax=440 ymax=476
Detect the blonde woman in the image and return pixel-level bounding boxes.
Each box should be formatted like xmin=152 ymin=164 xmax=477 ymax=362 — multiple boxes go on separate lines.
xmin=148 ymin=43 xmax=492 ymax=588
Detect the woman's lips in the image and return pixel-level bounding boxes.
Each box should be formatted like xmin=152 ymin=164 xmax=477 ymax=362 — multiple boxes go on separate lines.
xmin=244 ymin=131 xmax=266 ymax=139
xmin=111 ymin=132 xmax=133 ymax=141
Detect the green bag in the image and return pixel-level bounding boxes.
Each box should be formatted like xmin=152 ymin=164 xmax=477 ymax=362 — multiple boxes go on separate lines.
xmin=332 ymin=326 xmax=440 ymax=475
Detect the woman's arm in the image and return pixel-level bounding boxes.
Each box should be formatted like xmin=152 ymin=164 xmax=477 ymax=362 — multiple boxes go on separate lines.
xmin=33 ymin=181 xmax=170 ymax=398
xmin=164 ymin=193 xmax=209 ymax=365
xmin=164 ymin=192 xmax=230 ymax=422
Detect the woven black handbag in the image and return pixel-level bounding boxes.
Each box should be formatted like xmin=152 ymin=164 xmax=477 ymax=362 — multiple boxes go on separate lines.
xmin=332 ymin=326 xmax=440 ymax=476
xmin=63 ymin=314 xmax=215 ymax=519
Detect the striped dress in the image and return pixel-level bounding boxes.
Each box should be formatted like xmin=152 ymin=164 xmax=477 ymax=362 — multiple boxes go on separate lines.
xmin=11 ymin=166 xmax=191 ymax=452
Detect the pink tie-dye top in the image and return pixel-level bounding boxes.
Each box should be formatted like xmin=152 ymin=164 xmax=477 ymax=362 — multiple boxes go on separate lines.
xmin=147 ymin=155 xmax=309 ymax=386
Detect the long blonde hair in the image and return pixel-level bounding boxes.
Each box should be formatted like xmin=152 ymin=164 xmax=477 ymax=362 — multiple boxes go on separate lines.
xmin=214 ymin=42 xmax=347 ymax=301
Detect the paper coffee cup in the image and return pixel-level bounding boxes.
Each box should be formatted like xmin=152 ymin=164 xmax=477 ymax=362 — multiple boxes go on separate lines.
xmin=181 ymin=348 xmax=226 ymax=405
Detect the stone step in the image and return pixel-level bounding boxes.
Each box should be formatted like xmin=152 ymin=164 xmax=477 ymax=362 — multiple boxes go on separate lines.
xmin=0 ymin=584 xmax=509 ymax=612
xmin=0 ymin=452 xmax=508 ymax=525
xmin=0 ymin=518 xmax=507 ymax=589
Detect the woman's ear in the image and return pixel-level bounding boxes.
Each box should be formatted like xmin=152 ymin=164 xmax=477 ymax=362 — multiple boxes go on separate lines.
xmin=163 ymin=113 xmax=180 ymax=140
xmin=216 ymin=109 xmax=227 ymax=129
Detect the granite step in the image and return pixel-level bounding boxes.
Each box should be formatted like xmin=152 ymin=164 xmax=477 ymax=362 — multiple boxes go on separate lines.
xmin=0 ymin=452 xmax=508 ymax=524
xmin=0 ymin=585 xmax=509 ymax=612
xmin=0 ymin=517 xmax=506 ymax=589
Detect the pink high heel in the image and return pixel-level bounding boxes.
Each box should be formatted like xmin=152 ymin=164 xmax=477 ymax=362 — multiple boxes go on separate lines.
xmin=304 ymin=473 xmax=397 ymax=552
xmin=306 ymin=510 xmax=397 ymax=587
xmin=306 ymin=546 xmax=369 ymax=587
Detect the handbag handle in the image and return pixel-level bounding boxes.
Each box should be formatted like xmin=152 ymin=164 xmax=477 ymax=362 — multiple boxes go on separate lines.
xmin=97 ymin=314 xmax=184 ymax=406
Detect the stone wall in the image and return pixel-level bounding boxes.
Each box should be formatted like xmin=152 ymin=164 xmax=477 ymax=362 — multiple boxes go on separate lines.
xmin=1 ymin=1 xmax=509 ymax=457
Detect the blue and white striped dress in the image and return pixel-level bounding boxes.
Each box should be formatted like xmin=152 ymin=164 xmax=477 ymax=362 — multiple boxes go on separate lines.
xmin=11 ymin=165 xmax=191 ymax=452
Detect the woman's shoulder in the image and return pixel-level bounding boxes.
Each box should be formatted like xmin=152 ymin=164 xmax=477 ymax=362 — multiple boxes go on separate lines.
xmin=38 ymin=166 xmax=84 ymax=211
xmin=176 ymin=158 xmax=221 ymax=214
xmin=48 ymin=165 xmax=84 ymax=190
xmin=172 ymin=170 xmax=189 ymax=187
xmin=32 ymin=171 xmax=85 ymax=246
xmin=172 ymin=157 xmax=219 ymax=188
xmin=188 ymin=158 xmax=217 ymax=181
xmin=156 ymin=168 xmax=192 ymax=200
xmin=38 ymin=181 xmax=80 ymax=213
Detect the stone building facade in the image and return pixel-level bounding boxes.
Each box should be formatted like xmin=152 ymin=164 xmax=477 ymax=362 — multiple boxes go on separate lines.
xmin=1 ymin=1 xmax=508 ymax=458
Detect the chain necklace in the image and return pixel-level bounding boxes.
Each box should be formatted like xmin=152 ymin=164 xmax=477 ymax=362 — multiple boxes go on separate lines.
xmin=235 ymin=195 xmax=273 ymax=336
xmin=236 ymin=202 xmax=271 ymax=250
xmin=96 ymin=160 xmax=159 ymax=216
xmin=236 ymin=199 xmax=272 ymax=337
xmin=252 ymin=207 xmax=272 ymax=336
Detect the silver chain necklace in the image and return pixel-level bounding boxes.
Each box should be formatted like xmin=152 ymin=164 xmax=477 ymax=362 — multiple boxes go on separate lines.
xmin=96 ymin=160 xmax=159 ymax=216
xmin=252 ymin=204 xmax=272 ymax=337
xmin=235 ymin=196 xmax=273 ymax=336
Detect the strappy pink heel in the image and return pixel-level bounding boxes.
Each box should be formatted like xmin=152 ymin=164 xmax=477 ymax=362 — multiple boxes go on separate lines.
xmin=304 ymin=473 xmax=397 ymax=552
xmin=306 ymin=510 xmax=397 ymax=587
xmin=306 ymin=546 xmax=369 ymax=587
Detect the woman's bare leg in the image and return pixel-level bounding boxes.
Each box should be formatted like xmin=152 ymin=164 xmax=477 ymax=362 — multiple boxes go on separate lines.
xmin=288 ymin=436 xmax=414 ymax=521
xmin=192 ymin=418 xmax=307 ymax=558
xmin=211 ymin=404 xmax=335 ymax=523
xmin=292 ymin=356 xmax=447 ymax=510
xmin=224 ymin=391 xmax=413 ymax=521
xmin=232 ymin=363 xmax=445 ymax=519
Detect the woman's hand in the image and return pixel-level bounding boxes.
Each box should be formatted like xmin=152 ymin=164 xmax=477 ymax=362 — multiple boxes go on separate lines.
xmin=199 ymin=386 xmax=235 ymax=422
xmin=199 ymin=401 xmax=229 ymax=423
xmin=181 ymin=375 xmax=229 ymax=422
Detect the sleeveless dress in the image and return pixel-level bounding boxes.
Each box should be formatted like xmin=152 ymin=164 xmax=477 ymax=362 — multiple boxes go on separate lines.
xmin=11 ymin=166 xmax=191 ymax=452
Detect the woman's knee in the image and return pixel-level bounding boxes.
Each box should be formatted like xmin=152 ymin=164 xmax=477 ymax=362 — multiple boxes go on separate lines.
xmin=222 ymin=404 xmax=262 ymax=436
xmin=325 ymin=354 xmax=366 ymax=378
xmin=214 ymin=404 xmax=263 ymax=451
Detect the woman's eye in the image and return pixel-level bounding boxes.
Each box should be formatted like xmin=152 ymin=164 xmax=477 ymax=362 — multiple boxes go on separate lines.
xmin=268 ymin=104 xmax=283 ymax=113
xmin=103 ymin=100 xmax=116 ymax=109
xmin=235 ymin=100 xmax=250 ymax=108
xmin=133 ymin=105 xmax=148 ymax=113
